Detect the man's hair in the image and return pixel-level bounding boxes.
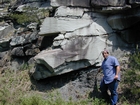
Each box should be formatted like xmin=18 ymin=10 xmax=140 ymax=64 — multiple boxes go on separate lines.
xmin=102 ymin=48 xmax=109 ymax=54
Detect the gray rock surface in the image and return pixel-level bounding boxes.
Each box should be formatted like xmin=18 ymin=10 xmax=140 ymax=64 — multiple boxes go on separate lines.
xmin=39 ymin=17 xmax=93 ymax=35
xmin=91 ymin=0 xmax=126 ymax=7
xmin=51 ymin=0 xmax=90 ymax=7
xmin=0 ymin=0 xmax=139 ymax=81
xmin=107 ymin=9 xmax=140 ymax=30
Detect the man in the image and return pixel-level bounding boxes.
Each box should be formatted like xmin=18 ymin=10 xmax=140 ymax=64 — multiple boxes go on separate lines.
xmin=98 ymin=49 xmax=120 ymax=105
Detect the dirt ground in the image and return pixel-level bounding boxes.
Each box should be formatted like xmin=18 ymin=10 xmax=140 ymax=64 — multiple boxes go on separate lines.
xmin=30 ymin=66 xmax=124 ymax=105
xmin=31 ymin=66 xmax=102 ymax=101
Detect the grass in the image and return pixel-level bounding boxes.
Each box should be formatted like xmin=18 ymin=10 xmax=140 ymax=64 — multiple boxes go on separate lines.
xmin=0 ymin=62 xmax=139 ymax=105
xmin=0 ymin=67 xmax=108 ymax=105
xmin=0 ymin=68 xmax=31 ymax=105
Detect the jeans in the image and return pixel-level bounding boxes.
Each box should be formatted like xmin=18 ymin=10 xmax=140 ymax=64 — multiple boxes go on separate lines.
xmin=100 ymin=79 xmax=119 ymax=105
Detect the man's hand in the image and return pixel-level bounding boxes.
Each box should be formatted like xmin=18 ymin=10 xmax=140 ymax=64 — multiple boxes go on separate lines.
xmin=114 ymin=66 xmax=120 ymax=80
xmin=114 ymin=75 xmax=118 ymax=80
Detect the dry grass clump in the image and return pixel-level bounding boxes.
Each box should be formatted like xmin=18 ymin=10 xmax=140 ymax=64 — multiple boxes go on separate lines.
xmin=0 ymin=67 xmax=32 ymax=105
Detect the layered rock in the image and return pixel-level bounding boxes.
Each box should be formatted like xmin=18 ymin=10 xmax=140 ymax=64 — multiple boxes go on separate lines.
xmin=51 ymin=0 xmax=90 ymax=7
xmin=39 ymin=17 xmax=93 ymax=35
xmin=33 ymin=2 xmax=135 ymax=80
xmin=0 ymin=0 xmax=140 ymax=80
xmin=91 ymin=0 xmax=126 ymax=7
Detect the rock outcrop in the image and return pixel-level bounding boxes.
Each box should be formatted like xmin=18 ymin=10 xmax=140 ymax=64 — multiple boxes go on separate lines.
xmin=33 ymin=0 xmax=136 ymax=80
xmin=0 ymin=0 xmax=140 ymax=80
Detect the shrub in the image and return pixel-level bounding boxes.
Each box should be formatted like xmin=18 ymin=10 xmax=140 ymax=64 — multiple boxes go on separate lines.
xmin=123 ymin=51 xmax=140 ymax=103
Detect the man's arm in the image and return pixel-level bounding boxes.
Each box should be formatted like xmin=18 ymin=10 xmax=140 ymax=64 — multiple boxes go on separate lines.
xmin=114 ymin=65 xmax=120 ymax=79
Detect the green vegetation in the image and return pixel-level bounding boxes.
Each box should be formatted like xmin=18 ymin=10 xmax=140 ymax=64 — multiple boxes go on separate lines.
xmin=0 ymin=0 xmax=10 ymax=3
xmin=0 ymin=51 xmax=140 ymax=105
xmin=9 ymin=13 xmax=36 ymax=25
xmin=0 ymin=68 xmax=31 ymax=105
xmin=0 ymin=64 xmax=109 ymax=105
xmin=122 ymin=51 xmax=140 ymax=103
xmin=0 ymin=67 xmax=107 ymax=105
xmin=9 ymin=7 xmax=49 ymax=25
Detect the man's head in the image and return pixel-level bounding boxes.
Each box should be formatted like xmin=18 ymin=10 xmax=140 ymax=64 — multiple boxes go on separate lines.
xmin=102 ymin=48 xmax=109 ymax=59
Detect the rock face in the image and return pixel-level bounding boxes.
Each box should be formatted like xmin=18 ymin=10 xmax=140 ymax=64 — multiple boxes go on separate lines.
xmin=0 ymin=0 xmax=140 ymax=80
xmin=39 ymin=17 xmax=93 ymax=35
xmin=32 ymin=0 xmax=138 ymax=80
xmin=51 ymin=0 xmax=90 ymax=7
xmin=91 ymin=0 xmax=126 ymax=7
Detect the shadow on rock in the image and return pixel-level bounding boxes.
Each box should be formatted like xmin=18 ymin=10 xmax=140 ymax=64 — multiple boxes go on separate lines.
xmin=89 ymin=76 xmax=102 ymax=99
xmin=29 ymin=66 xmax=104 ymax=102
xmin=29 ymin=69 xmax=82 ymax=92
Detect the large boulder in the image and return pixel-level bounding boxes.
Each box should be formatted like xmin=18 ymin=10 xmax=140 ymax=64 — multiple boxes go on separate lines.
xmin=0 ymin=38 xmax=10 ymax=51
xmin=0 ymin=23 xmax=14 ymax=38
xmin=11 ymin=47 xmax=25 ymax=57
xmin=10 ymin=30 xmax=38 ymax=47
xmin=91 ymin=0 xmax=126 ymax=7
xmin=33 ymin=33 xmax=131 ymax=80
xmin=54 ymin=6 xmax=88 ymax=17
xmin=38 ymin=17 xmax=93 ymax=35
xmin=51 ymin=0 xmax=90 ymax=7
xmin=129 ymin=0 xmax=140 ymax=5
xmin=32 ymin=5 xmax=136 ymax=80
